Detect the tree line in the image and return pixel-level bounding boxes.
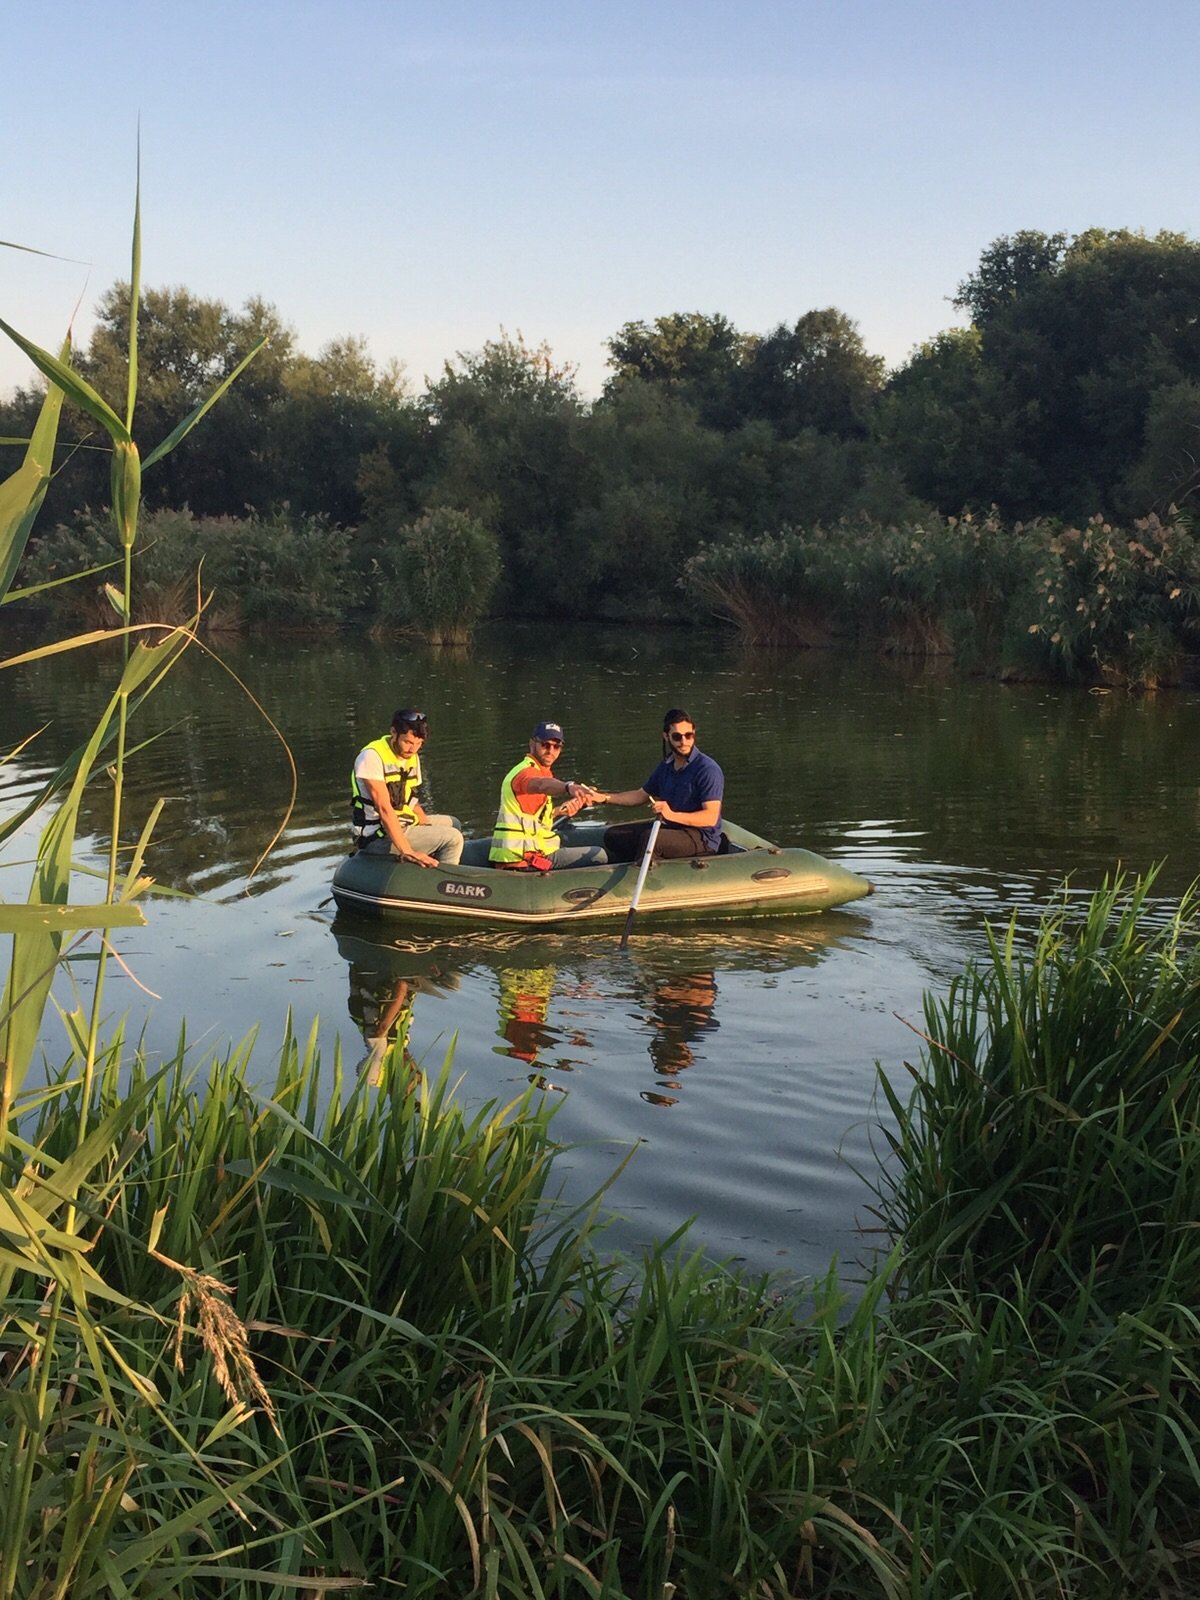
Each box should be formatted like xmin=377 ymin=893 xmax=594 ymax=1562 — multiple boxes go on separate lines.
xmin=5 ymin=227 xmax=1200 ymax=635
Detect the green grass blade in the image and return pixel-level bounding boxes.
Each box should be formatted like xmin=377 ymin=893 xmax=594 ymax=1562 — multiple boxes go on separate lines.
xmin=0 ymin=628 xmax=191 ymax=1097
xmin=142 ymin=336 xmax=268 ymax=469
xmin=0 ymin=904 xmax=145 ymax=934
xmin=0 ymin=348 xmax=67 ymax=600
xmin=0 ymin=237 xmax=86 ymax=263
xmin=127 ymin=146 xmax=142 ymax=433
xmin=0 ymin=630 xmax=193 ymax=854
xmin=1 ymin=553 xmax=124 ymax=606
xmin=0 ymin=316 xmax=128 ymax=443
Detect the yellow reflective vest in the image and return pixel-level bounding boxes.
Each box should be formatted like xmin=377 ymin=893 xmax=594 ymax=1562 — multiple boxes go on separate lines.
xmin=351 ymin=735 xmax=421 ymax=847
xmin=489 ymin=756 xmax=559 ymax=864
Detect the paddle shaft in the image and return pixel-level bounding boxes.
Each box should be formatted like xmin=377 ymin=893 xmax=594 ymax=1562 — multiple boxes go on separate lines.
xmin=619 ymin=817 xmax=661 ymax=950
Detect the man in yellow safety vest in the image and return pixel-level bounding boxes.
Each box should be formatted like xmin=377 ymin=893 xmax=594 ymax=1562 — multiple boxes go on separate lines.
xmin=489 ymin=720 xmax=606 ymax=871
xmin=350 ymin=708 xmax=463 ymax=867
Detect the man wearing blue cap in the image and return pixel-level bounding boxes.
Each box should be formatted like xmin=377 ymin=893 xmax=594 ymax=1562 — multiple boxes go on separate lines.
xmin=489 ymin=721 xmax=606 ymax=870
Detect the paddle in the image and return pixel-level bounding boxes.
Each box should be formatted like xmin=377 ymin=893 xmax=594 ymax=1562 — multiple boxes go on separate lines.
xmin=619 ymin=816 xmax=661 ymax=950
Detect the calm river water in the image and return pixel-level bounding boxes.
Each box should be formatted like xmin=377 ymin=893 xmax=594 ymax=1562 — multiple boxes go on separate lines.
xmin=3 ymin=623 xmax=1199 ymax=1279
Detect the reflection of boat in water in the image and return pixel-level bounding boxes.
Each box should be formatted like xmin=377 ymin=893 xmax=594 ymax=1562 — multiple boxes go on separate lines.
xmin=330 ymin=910 xmax=871 ymax=989
xmin=333 ymin=922 xmax=568 ymax=1077
xmin=330 ymin=819 xmax=872 ymax=927
xmin=333 ymin=925 xmax=468 ymax=992
xmin=335 ymin=925 xmax=464 ymax=1081
xmin=329 ymin=909 xmax=872 ymax=1099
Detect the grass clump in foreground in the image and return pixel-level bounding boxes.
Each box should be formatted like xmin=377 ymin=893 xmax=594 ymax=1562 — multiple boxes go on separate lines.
xmin=3 ymin=876 xmax=1200 ymax=1598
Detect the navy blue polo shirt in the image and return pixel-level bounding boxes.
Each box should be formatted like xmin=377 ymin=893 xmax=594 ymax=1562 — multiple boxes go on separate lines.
xmin=643 ymin=747 xmax=725 ymax=852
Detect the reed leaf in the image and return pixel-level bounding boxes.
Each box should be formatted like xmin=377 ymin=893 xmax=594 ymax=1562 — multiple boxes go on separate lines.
xmin=0 ymin=237 xmax=86 ymax=262
xmin=126 ymin=149 xmax=141 ymax=434
xmin=0 ymin=314 xmax=128 ymax=441
xmin=1 ymin=552 xmax=124 ymax=606
xmin=1 ymin=626 xmax=191 ymax=1100
xmin=0 ymin=903 xmax=145 ymax=933
xmin=0 ymin=339 xmax=67 ymax=600
xmin=141 ymin=335 xmax=269 ymax=470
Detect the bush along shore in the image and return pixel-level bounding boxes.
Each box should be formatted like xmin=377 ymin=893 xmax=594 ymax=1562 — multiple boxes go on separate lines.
xmin=682 ymin=510 xmax=1200 ymax=689
xmin=5 ymin=875 xmax=1200 ymax=1598
xmin=13 ymin=503 xmax=1200 ymax=686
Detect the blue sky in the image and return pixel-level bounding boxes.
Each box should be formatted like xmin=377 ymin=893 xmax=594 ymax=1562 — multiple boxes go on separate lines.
xmin=4 ymin=0 xmax=1199 ymax=400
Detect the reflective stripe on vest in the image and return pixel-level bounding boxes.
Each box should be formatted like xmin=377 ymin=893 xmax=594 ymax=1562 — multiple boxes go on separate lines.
xmin=489 ymin=756 xmax=559 ymax=863
xmin=350 ymin=736 xmax=422 ymax=845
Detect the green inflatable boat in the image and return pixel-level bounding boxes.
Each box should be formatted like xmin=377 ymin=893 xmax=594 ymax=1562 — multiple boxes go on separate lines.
xmin=331 ymin=818 xmax=872 ymax=928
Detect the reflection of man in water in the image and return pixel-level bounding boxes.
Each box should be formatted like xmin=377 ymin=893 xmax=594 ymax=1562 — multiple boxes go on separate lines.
xmin=496 ymin=965 xmax=557 ymax=1066
xmin=644 ymin=970 xmax=719 ymax=1103
xmin=347 ymin=962 xmax=416 ymax=1085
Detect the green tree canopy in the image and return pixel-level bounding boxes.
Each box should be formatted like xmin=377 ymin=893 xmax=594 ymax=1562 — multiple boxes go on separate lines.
xmin=881 ymin=229 xmax=1200 ymax=517
xmin=735 ymin=308 xmax=885 ymax=438
xmin=953 ymin=230 xmax=1068 ymax=326
xmin=282 ymin=335 xmax=407 ymax=402
xmin=270 ymin=335 xmax=422 ymax=526
xmin=1 ymin=287 xmax=428 ymax=528
xmin=420 ymin=332 xmax=587 ymax=601
xmin=873 ymin=328 xmax=1000 ymax=510
xmin=604 ymin=312 xmax=750 ymax=425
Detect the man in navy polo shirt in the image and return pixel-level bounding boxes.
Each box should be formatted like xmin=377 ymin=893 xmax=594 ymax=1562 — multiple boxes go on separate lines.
xmin=598 ymin=707 xmax=724 ymax=862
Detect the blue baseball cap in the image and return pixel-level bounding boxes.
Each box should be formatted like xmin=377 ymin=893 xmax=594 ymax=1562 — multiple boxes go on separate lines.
xmin=532 ymin=721 xmax=564 ymax=742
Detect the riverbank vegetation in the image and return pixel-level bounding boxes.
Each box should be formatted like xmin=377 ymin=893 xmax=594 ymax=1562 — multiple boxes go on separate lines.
xmin=8 ymin=885 xmax=1200 ymax=1595
xmin=6 ymin=228 xmax=1200 ymax=677
xmin=682 ymin=509 xmax=1200 ymax=688
xmin=5 ymin=214 xmax=1200 ymax=1593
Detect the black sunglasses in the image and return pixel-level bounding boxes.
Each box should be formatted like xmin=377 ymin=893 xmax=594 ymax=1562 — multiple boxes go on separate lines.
xmin=537 ymin=737 xmax=563 ymax=748
xmin=396 ymin=711 xmax=428 ymax=730
xmin=668 ymin=729 xmax=696 ymax=743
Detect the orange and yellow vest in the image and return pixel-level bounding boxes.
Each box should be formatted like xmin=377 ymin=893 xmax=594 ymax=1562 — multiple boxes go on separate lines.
xmin=489 ymin=756 xmax=559 ymax=864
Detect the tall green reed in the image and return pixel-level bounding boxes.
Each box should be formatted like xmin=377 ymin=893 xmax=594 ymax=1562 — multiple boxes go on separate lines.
xmin=1 ymin=181 xmax=275 ymax=1596
xmin=874 ymin=873 xmax=1200 ymax=1309
xmin=869 ymin=873 xmax=1200 ymax=1594
xmin=1 ymin=174 xmax=266 ymax=1105
xmin=26 ymin=1016 xmax=917 ymax=1598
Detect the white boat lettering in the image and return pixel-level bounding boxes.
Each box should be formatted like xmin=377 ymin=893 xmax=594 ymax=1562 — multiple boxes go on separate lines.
xmin=439 ymin=880 xmax=492 ymax=900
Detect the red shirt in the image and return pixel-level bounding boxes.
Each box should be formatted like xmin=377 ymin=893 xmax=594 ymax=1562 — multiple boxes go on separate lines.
xmin=511 ymin=759 xmax=552 ymax=815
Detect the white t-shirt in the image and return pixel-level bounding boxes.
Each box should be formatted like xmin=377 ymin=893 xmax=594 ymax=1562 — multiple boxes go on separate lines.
xmin=354 ymin=747 xmax=422 ymax=789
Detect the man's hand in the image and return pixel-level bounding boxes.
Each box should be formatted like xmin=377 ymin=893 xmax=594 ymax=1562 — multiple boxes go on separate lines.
xmin=556 ymin=790 xmax=594 ymax=819
xmin=402 ymin=849 xmax=440 ymax=869
xmin=556 ymin=782 xmax=601 ymax=821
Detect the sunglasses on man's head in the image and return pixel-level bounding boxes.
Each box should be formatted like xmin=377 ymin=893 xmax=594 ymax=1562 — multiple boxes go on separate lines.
xmin=668 ymin=729 xmax=696 ymax=743
xmin=537 ymin=737 xmax=563 ymax=748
